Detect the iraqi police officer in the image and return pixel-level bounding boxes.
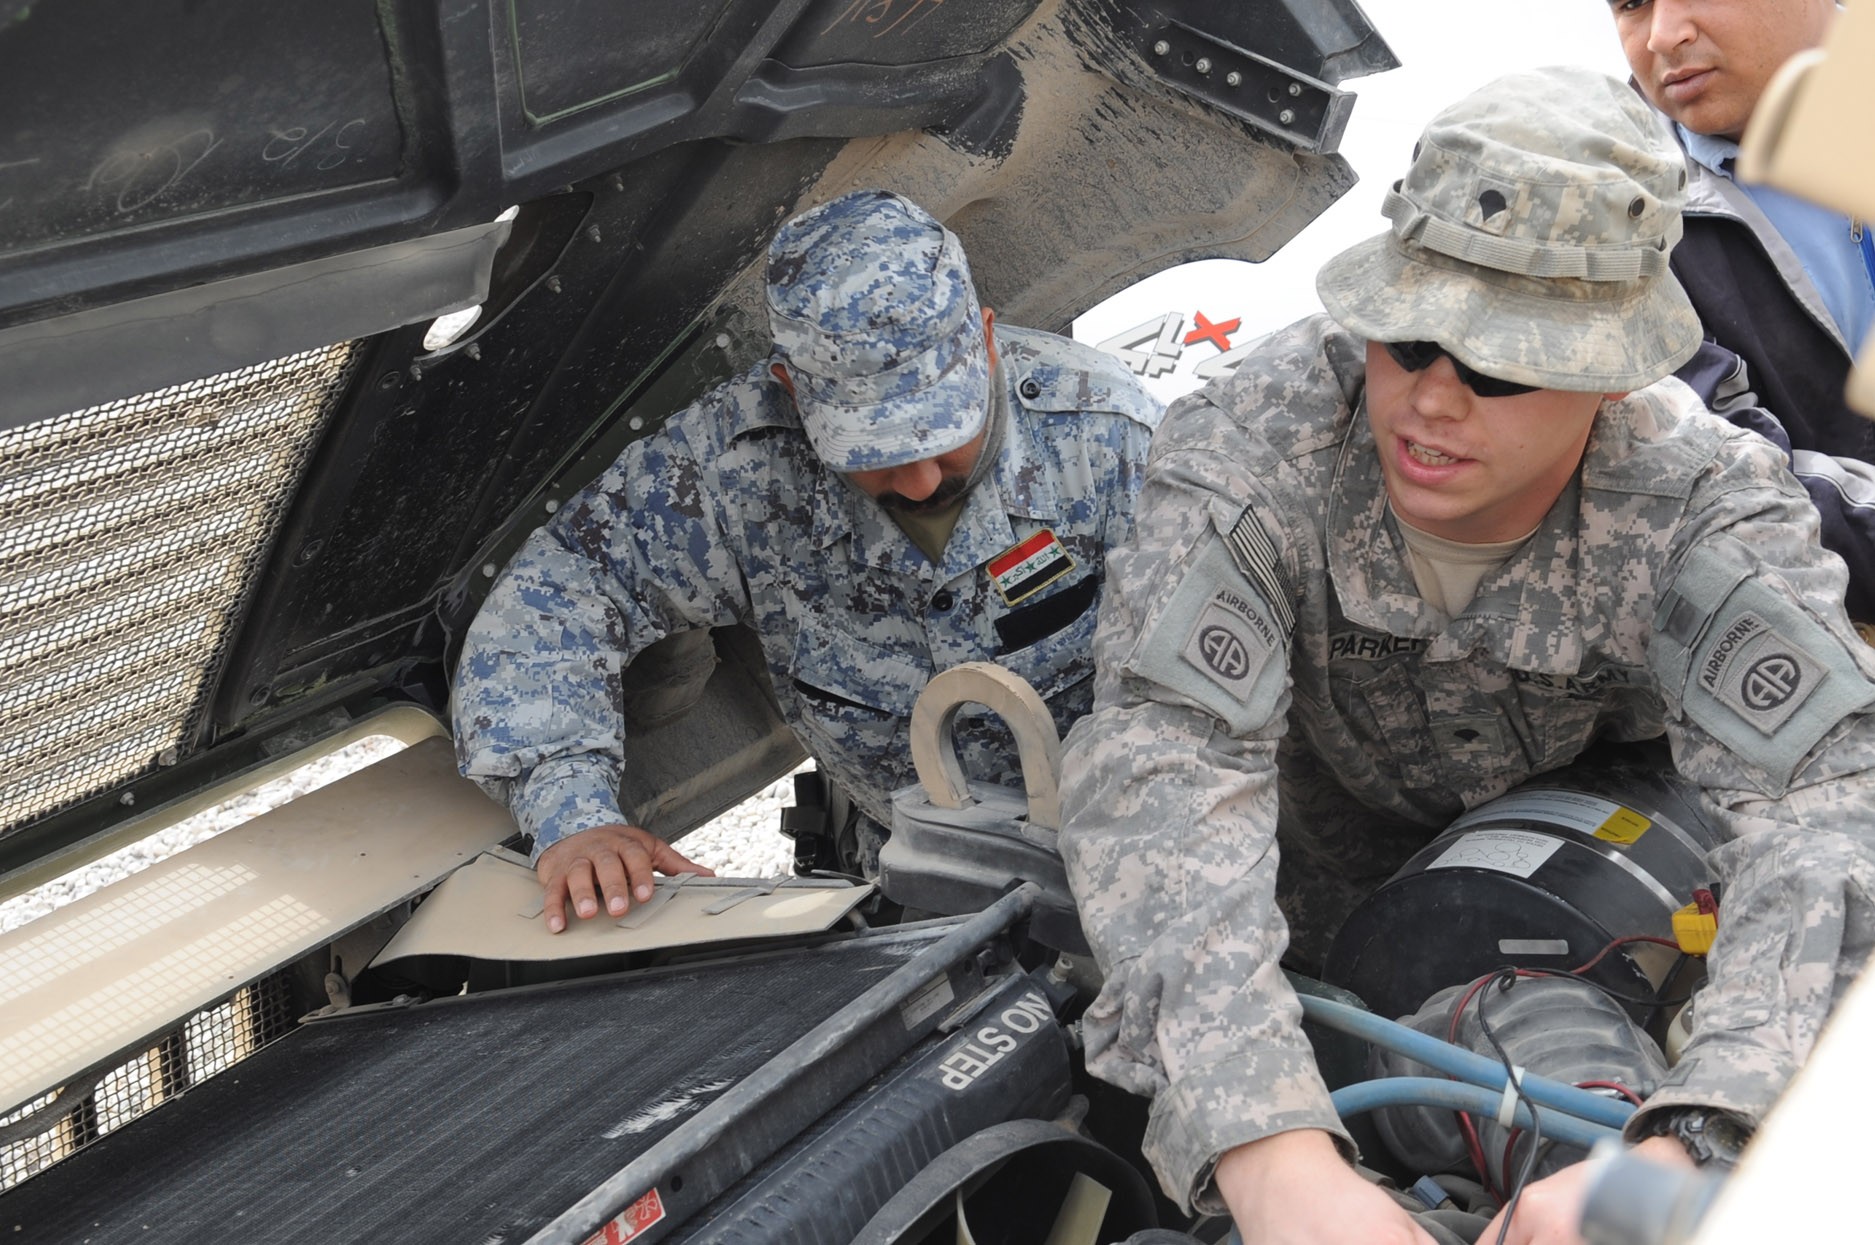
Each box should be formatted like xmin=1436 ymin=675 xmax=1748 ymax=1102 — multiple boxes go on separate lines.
xmin=454 ymin=188 xmax=1160 ymax=934
xmin=1058 ymin=68 xmax=1875 ymax=1245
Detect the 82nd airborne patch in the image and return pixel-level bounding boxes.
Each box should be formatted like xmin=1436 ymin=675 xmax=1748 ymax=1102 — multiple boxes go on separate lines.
xmin=1180 ymin=586 xmax=1280 ymax=701
xmin=1697 ymin=610 xmax=1826 ymax=736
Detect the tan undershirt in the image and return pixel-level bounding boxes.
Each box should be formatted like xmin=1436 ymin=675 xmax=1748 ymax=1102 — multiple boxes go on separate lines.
xmin=891 ymin=500 xmax=969 ymax=564
xmin=1393 ymin=508 xmax=1538 ymax=617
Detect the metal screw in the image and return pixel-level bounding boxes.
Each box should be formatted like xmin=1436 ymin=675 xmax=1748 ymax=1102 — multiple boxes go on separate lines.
xmin=482 ymin=562 xmax=497 ymax=578
xmin=464 ymin=342 xmax=481 ymax=361
xmin=1289 ymin=82 xmax=1303 ymax=96
xmin=609 ymin=173 xmax=625 ymax=192
xmin=1279 ymin=109 xmax=1296 ymax=125
xmin=158 ymin=747 xmax=179 ymax=767
xmin=629 ymin=416 xmax=644 ymax=431
xmin=407 ymin=363 xmax=423 ymax=383
xmin=1194 ymin=57 xmax=1212 ymax=74
xmin=586 ymin=225 xmax=602 ymax=244
xmin=543 ymin=498 xmax=559 ymax=513
xmin=715 ymin=334 xmax=731 ymax=350
xmin=119 ymin=791 xmax=136 ymax=806
xmin=1225 ymin=71 xmax=1242 ymax=87
xmin=546 ymin=276 xmax=564 ymax=294
xmin=1152 ymin=39 xmax=1169 ymax=55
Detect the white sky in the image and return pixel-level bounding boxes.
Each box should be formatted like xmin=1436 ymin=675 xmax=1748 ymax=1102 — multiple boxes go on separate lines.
xmin=1072 ymin=0 xmax=1632 ymax=402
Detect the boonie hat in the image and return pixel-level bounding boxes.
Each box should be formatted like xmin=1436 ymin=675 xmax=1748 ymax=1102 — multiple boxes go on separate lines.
xmin=766 ymin=190 xmax=989 ymax=472
xmin=1316 ymin=66 xmax=1702 ymax=392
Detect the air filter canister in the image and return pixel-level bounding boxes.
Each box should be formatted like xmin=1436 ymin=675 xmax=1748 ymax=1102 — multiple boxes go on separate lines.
xmin=1323 ymin=745 xmax=1723 ymax=1024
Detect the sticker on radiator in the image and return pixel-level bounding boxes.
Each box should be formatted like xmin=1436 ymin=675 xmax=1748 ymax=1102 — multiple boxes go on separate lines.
xmin=1426 ymin=829 xmax=1563 ymax=879
xmin=1445 ymin=790 xmax=1650 ymax=844
xmin=900 ymin=975 xmax=956 ymax=1030
xmin=581 ymin=1189 xmax=666 ymax=1245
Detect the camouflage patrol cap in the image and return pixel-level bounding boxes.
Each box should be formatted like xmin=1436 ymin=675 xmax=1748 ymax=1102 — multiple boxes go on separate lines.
xmin=766 ymin=189 xmax=990 ymax=472
xmin=1316 ymin=66 xmax=1702 ymax=392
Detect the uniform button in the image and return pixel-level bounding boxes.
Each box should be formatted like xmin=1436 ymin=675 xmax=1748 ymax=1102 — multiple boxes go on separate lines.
xmin=932 ymin=589 xmax=955 ymax=611
xmin=1019 ymin=378 xmax=1041 ymax=400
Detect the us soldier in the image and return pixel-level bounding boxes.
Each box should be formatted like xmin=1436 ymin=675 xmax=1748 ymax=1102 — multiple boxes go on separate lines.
xmin=1058 ymin=69 xmax=1875 ymax=1245
xmin=454 ymin=189 xmax=1160 ymax=934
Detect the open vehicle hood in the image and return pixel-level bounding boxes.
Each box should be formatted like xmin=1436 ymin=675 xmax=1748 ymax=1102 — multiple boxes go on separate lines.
xmin=0 ymin=0 xmax=1394 ymax=893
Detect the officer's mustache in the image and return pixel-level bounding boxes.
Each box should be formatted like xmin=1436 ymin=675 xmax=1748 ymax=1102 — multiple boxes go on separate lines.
xmin=874 ymin=472 xmax=971 ymax=515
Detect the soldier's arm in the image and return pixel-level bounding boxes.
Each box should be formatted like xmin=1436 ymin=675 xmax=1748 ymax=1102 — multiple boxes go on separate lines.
xmin=452 ymin=418 xmax=751 ymax=875
xmin=1644 ymin=456 xmax=1875 ymax=1137
xmin=1060 ymin=404 xmax=1341 ymax=1215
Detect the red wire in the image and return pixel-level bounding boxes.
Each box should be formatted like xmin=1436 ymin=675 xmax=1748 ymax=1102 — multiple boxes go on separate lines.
xmin=1448 ymin=973 xmax=1505 ymax=1201
xmin=1569 ymin=935 xmax=1679 ymax=976
xmin=1575 ymin=1079 xmax=1645 ymax=1107
xmin=1501 ymin=1127 xmax=1523 ymax=1191
xmin=1439 ymin=944 xmax=1667 ymax=1205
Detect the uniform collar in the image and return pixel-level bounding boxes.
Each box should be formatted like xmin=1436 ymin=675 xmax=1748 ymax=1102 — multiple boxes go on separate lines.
xmin=1326 ymin=396 xmax=1587 ymax=673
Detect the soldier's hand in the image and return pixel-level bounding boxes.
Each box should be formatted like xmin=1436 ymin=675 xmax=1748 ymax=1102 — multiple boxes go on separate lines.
xmin=535 ymin=823 xmax=715 ymax=933
xmin=1215 ymin=1130 xmax=1436 ymax=1245
xmin=1478 ymin=1137 xmax=1691 ymax=1245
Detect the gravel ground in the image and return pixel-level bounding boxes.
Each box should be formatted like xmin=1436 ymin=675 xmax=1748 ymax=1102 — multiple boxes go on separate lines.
xmin=0 ymin=743 xmax=806 ymax=935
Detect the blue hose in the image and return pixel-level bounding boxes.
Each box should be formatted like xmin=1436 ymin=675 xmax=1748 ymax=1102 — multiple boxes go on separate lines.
xmin=1329 ymin=1077 xmax=1623 ymax=1150
xmin=1297 ymin=993 xmax=1637 ymax=1130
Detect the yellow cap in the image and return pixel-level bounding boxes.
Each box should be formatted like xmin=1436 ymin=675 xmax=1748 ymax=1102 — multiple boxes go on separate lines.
xmin=1673 ymin=902 xmax=1718 ymax=955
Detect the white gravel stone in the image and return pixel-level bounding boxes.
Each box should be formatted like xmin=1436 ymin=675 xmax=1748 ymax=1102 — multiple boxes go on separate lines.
xmin=0 ymin=742 xmax=808 ymax=934
xmin=669 ymin=763 xmax=810 ymax=878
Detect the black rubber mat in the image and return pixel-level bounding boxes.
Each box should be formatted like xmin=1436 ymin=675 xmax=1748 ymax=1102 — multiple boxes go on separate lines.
xmin=0 ymin=926 xmax=951 ymax=1244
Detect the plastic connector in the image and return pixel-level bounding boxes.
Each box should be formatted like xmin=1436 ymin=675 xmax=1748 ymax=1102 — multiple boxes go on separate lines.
xmin=1672 ymin=889 xmax=1720 ymax=955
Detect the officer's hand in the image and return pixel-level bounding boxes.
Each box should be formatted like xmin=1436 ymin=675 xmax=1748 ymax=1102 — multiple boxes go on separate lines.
xmin=1476 ymin=1137 xmax=1691 ymax=1245
xmin=536 ymin=824 xmax=715 ymax=933
xmin=1215 ymin=1130 xmax=1437 ymax=1245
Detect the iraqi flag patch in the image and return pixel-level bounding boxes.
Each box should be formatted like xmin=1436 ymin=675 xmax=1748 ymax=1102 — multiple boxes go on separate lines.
xmin=988 ymin=529 xmax=1076 ymax=605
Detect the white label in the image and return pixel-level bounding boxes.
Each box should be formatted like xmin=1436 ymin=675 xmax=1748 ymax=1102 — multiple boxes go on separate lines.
xmin=1426 ymin=829 xmax=1563 ymax=879
xmin=900 ymin=975 xmax=955 ymax=1029
xmin=1448 ymin=790 xmax=1627 ymax=837
xmin=1498 ymin=938 xmax=1572 ymax=957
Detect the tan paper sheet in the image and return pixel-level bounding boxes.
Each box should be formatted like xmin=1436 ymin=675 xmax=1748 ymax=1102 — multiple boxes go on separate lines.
xmin=370 ymin=852 xmax=873 ymax=965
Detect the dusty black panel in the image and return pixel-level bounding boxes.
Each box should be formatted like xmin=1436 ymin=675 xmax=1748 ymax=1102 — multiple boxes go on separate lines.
xmin=0 ymin=0 xmax=401 ymax=256
xmin=509 ymin=0 xmax=738 ymax=124
xmin=772 ymin=0 xmax=1035 ymax=68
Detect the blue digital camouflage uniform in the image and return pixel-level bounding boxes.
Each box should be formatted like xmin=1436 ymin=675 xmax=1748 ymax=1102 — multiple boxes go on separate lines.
xmin=454 ymin=325 xmax=1158 ymax=856
xmin=1057 ymin=68 xmax=1875 ymax=1215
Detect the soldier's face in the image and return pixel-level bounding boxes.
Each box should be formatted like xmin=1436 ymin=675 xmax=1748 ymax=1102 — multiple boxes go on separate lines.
xmin=1364 ymin=340 xmax=1618 ymax=544
xmin=1610 ymin=0 xmax=1836 ymax=141
xmin=845 ymin=429 xmax=987 ymax=513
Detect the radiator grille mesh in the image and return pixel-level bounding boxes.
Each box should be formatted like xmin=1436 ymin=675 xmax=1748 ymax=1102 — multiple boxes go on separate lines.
xmin=0 ymin=971 xmax=296 ymax=1192
xmin=0 ymin=346 xmax=359 ymax=836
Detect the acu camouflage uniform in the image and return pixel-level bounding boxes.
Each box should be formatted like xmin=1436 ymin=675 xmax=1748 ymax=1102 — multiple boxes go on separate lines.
xmin=454 ymin=325 xmax=1158 ymax=855
xmin=1058 ymin=70 xmax=1875 ymax=1214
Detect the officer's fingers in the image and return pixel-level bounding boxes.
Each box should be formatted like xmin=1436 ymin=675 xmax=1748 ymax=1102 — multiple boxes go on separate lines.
xmin=651 ymin=838 xmax=716 ymax=879
xmin=561 ymin=855 xmax=604 ymax=922
xmin=611 ymin=829 xmax=663 ymax=903
xmin=539 ymin=866 xmax=573 ymax=934
xmin=589 ymin=848 xmax=635 ymax=917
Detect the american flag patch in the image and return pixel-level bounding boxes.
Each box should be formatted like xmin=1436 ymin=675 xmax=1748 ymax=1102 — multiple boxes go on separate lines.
xmin=1224 ymin=507 xmax=1294 ymax=637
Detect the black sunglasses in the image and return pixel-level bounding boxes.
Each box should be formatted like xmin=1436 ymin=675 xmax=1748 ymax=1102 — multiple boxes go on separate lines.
xmin=1381 ymin=340 xmax=1540 ymax=399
